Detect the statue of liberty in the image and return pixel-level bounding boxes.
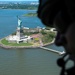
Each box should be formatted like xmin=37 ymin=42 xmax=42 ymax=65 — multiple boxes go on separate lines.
xmin=17 ymin=16 xmax=22 ymax=28
xmin=16 ymin=16 xmax=23 ymax=43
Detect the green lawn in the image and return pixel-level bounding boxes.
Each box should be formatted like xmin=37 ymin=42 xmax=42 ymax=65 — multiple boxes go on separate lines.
xmin=23 ymin=13 xmax=37 ymax=17
xmin=1 ymin=39 xmax=33 ymax=46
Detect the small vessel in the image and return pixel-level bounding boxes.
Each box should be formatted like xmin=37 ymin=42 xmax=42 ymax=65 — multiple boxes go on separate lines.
xmin=59 ymin=51 xmax=65 ymax=55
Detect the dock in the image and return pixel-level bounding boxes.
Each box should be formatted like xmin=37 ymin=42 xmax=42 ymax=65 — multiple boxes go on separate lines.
xmin=40 ymin=46 xmax=65 ymax=55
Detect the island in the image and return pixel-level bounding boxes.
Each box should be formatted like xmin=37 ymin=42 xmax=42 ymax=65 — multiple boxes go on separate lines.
xmin=23 ymin=13 xmax=37 ymax=17
xmin=0 ymin=18 xmax=56 ymax=49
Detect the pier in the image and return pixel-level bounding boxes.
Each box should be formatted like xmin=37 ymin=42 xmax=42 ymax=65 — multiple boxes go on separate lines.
xmin=40 ymin=46 xmax=65 ymax=55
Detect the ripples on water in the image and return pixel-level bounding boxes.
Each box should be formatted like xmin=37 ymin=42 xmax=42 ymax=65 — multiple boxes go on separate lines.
xmin=0 ymin=47 xmax=61 ymax=75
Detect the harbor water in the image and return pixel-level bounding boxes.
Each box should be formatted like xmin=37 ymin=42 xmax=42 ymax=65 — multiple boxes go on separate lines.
xmin=0 ymin=9 xmax=64 ymax=75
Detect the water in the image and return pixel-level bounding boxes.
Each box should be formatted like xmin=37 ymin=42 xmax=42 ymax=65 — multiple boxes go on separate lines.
xmin=0 ymin=9 xmax=44 ymax=38
xmin=0 ymin=9 xmax=63 ymax=75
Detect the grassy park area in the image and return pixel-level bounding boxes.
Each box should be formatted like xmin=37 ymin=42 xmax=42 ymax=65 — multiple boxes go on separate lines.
xmin=0 ymin=39 xmax=33 ymax=46
xmin=0 ymin=29 xmax=56 ymax=48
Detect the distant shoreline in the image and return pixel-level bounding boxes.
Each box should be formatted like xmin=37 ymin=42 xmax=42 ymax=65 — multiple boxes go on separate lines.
xmin=23 ymin=13 xmax=37 ymax=17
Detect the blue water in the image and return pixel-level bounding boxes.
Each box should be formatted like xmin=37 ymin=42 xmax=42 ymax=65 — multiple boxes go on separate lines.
xmin=0 ymin=9 xmax=63 ymax=75
xmin=0 ymin=9 xmax=44 ymax=38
